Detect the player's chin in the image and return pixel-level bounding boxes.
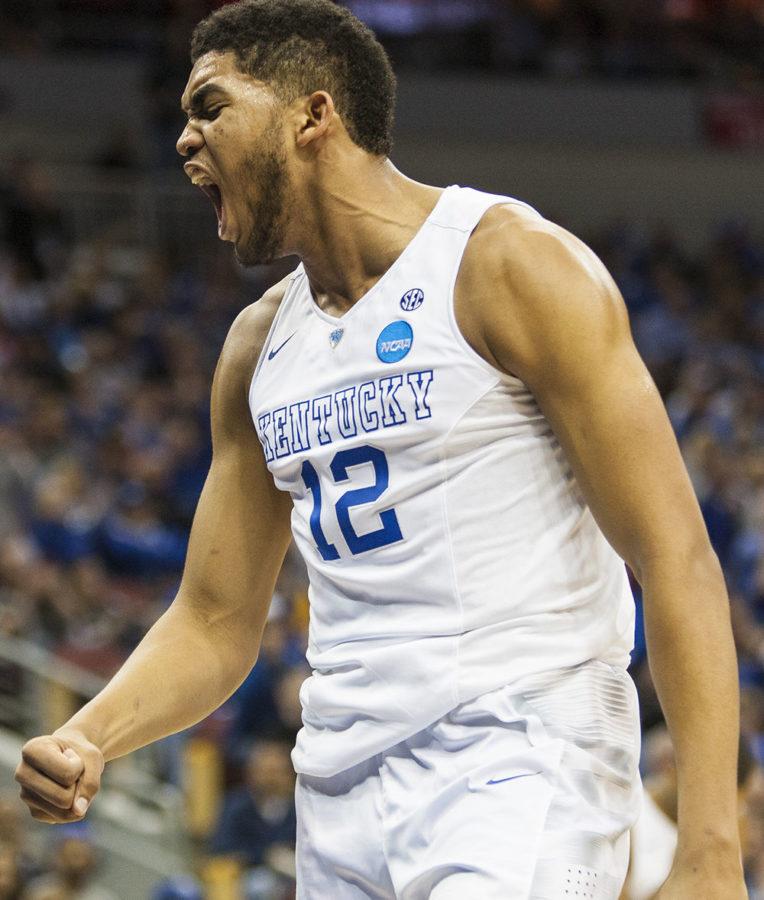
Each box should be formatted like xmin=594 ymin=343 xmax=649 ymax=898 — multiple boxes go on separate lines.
xmin=233 ymin=238 xmax=263 ymax=267
xmin=233 ymin=232 xmax=278 ymax=267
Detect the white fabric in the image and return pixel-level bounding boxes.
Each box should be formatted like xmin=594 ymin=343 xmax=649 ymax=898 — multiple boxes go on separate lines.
xmin=295 ymin=661 xmax=642 ymax=899
xmin=249 ymin=185 xmax=635 ymax=777
xmin=625 ymin=790 xmax=677 ymax=900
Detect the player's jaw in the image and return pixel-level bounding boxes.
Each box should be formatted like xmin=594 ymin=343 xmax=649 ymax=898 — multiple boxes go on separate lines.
xmin=185 ymin=133 xmax=290 ymax=266
xmin=231 ymin=139 xmax=291 ymax=267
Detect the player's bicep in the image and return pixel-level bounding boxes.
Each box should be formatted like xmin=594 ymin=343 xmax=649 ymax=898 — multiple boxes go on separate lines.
xmin=530 ymin=332 xmax=708 ymax=577
xmin=482 ymin=221 xmax=711 ymax=577
xmin=179 ymin=436 xmax=293 ymax=627
xmin=175 ymin=299 xmax=293 ymax=636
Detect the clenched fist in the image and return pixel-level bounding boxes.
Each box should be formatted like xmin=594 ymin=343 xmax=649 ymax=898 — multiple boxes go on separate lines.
xmin=15 ymin=729 xmax=104 ymax=824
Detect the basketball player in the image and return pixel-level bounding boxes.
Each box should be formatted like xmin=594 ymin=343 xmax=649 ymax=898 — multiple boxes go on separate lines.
xmin=15 ymin=2 xmax=746 ymax=897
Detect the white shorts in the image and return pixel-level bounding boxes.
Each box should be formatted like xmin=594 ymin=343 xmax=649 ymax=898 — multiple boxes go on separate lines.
xmin=296 ymin=661 xmax=642 ymax=899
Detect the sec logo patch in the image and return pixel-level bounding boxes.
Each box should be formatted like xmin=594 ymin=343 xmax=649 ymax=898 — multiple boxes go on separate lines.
xmin=377 ymin=321 xmax=414 ymax=363
xmin=400 ymin=288 xmax=424 ymax=311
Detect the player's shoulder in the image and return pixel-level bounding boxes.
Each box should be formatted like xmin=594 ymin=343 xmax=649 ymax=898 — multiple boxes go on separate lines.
xmin=456 ymin=202 xmax=627 ymax=380
xmin=462 ymin=201 xmax=609 ymax=303
xmin=212 ymin=271 xmax=295 ymax=431
xmin=219 ymin=271 xmax=295 ymax=381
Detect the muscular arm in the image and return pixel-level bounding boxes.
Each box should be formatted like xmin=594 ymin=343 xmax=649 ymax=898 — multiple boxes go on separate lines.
xmin=16 ymin=280 xmax=294 ymax=821
xmin=456 ymin=207 xmax=744 ymax=892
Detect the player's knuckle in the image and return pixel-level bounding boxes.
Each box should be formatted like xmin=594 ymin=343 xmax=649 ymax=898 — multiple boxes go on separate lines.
xmin=23 ymin=734 xmax=50 ymax=754
xmin=20 ymin=741 xmax=40 ymax=765
xmin=58 ymin=767 xmax=78 ymax=787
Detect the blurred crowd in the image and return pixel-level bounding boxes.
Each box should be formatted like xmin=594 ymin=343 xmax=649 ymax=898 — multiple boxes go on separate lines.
xmin=0 ymin=154 xmax=763 ymax=895
xmin=0 ymin=806 xmax=120 ymax=900
xmin=0 ymin=0 xmax=761 ymax=86
xmin=0 ymin=734 xmax=299 ymax=899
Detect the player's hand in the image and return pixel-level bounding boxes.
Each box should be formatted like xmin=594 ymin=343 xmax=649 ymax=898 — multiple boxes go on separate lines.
xmin=14 ymin=729 xmax=104 ymax=824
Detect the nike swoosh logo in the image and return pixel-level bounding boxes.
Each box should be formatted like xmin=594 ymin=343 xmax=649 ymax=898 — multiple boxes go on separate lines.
xmin=267 ymin=333 xmax=295 ymax=361
xmin=486 ymin=771 xmax=541 ymax=785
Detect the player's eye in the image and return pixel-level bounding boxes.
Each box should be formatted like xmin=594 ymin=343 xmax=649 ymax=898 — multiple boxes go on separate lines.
xmin=202 ymin=106 xmax=222 ymax=121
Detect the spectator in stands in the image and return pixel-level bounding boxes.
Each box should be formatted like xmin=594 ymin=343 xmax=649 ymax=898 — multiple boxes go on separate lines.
xmin=0 ymin=792 xmax=43 ymax=886
xmin=224 ymin=597 xmax=307 ymax=762
xmin=0 ymin=843 xmax=24 ymax=900
xmin=209 ymin=738 xmax=296 ymax=870
xmin=150 ymin=875 xmax=204 ymax=900
xmin=97 ymin=481 xmax=187 ymax=578
xmin=273 ymin=666 xmax=308 ymax=746
xmin=24 ymin=825 xmax=117 ymax=900
xmin=0 ymin=158 xmax=67 ymax=281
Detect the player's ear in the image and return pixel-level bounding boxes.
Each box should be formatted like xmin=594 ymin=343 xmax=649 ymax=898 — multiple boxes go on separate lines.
xmin=295 ymin=91 xmax=335 ymax=149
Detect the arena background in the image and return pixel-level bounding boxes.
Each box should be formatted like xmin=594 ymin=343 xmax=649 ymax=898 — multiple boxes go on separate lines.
xmin=0 ymin=1 xmax=762 ymax=898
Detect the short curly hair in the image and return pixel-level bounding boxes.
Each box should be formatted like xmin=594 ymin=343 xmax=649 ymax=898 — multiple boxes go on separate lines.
xmin=190 ymin=0 xmax=396 ymax=157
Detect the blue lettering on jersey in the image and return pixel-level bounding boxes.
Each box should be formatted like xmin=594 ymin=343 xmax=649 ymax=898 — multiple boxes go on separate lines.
xmin=311 ymin=395 xmax=334 ymax=445
xmin=272 ymin=406 xmax=290 ymax=458
xmin=257 ymin=412 xmax=275 ymax=462
xmin=377 ymin=321 xmax=413 ymax=363
xmin=378 ymin=374 xmax=406 ymax=427
xmin=406 ymin=370 xmax=434 ymax=420
xmin=334 ymin=386 xmax=358 ymax=439
xmin=255 ymin=369 xmax=435 ymax=461
xmin=358 ymin=381 xmax=380 ymax=433
xmin=290 ymin=400 xmax=311 ymax=453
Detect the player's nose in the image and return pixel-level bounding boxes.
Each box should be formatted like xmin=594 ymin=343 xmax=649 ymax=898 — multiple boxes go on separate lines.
xmin=177 ymin=123 xmax=203 ymax=158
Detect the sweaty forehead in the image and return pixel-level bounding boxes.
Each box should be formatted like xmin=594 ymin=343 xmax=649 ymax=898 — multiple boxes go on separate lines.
xmin=181 ymin=51 xmax=267 ymax=111
xmin=181 ymin=52 xmax=237 ymax=108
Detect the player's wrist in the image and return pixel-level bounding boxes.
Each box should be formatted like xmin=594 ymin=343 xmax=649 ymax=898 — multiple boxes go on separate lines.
xmin=674 ymin=831 xmax=742 ymax=868
xmin=53 ymin=722 xmax=106 ymax=761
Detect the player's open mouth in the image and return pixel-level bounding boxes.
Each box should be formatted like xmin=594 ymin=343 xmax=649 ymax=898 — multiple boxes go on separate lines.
xmin=196 ymin=181 xmax=228 ymax=239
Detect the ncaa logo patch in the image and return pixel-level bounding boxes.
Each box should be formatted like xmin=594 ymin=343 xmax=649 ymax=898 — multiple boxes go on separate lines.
xmin=377 ymin=320 xmax=414 ymax=364
xmin=400 ymin=288 xmax=424 ymax=312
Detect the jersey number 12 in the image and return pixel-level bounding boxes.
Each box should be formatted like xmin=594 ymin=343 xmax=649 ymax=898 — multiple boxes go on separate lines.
xmin=300 ymin=445 xmax=402 ymax=560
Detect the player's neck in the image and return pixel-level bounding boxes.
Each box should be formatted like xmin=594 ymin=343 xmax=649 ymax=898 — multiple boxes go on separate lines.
xmin=293 ymin=158 xmax=442 ymax=318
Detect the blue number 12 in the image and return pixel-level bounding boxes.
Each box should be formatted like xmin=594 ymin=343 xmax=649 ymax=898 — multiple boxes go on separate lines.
xmin=301 ymin=445 xmax=402 ymax=560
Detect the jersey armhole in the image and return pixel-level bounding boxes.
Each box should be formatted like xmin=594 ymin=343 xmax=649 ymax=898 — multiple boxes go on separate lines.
xmin=445 ymin=201 xmax=528 ymax=386
xmin=247 ymin=268 xmax=304 ymax=425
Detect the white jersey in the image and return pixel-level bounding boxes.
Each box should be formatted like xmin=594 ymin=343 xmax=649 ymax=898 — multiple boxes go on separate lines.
xmin=249 ymin=186 xmax=635 ymax=777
